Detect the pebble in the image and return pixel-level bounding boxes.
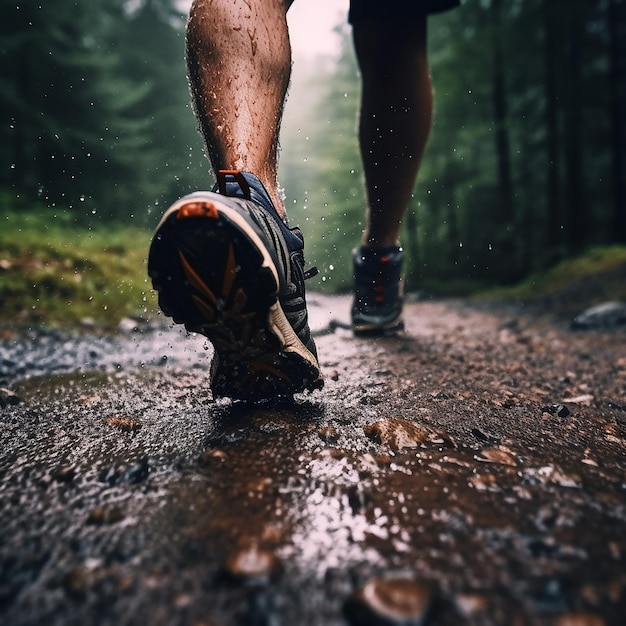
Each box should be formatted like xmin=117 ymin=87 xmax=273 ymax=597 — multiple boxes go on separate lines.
xmin=318 ymin=425 xmax=339 ymax=444
xmin=105 ymin=416 xmax=142 ymax=432
xmin=571 ymin=301 xmax=626 ymax=330
xmin=53 ymin=465 xmax=76 ymax=483
xmin=0 ymin=387 xmax=21 ymax=408
xmin=474 ymin=447 xmax=518 ymax=467
xmin=454 ymin=593 xmax=488 ymax=617
xmin=471 ymin=427 xmax=500 ymax=444
xmin=524 ymin=465 xmax=581 ymax=488
xmin=554 ymin=612 xmax=606 ymax=626
xmin=562 ymin=394 xmax=594 ymax=406
xmin=345 ymin=578 xmax=432 ymax=626
xmin=364 ymin=418 xmax=430 ymax=452
xmin=541 ymin=405 xmax=571 ymax=417
xmin=224 ymin=545 xmax=281 ymax=583
xmin=87 ymin=505 xmax=125 ymax=525
xmin=99 ymin=457 xmax=150 ymax=486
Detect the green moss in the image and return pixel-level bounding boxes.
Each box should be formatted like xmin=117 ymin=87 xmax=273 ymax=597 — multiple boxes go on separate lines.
xmin=481 ymin=245 xmax=626 ymax=300
xmin=0 ymin=206 xmax=157 ymax=328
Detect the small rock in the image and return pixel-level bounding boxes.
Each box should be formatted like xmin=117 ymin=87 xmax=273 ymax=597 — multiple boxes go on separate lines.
xmin=345 ymin=578 xmax=432 ymax=626
xmin=572 ymin=301 xmax=626 ymax=330
xmin=471 ymin=427 xmax=500 ymax=444
xmin=581 ymin=457 xmax=598 ymax=467
xmin=105 ymin=416 xmax=142 ymax=432
xmin=562 ymin=394 xmax=594 ymax=406
xmin=224 ymin=545 xmax=281 ymax=583
xmin=0 ymin=388 xmax=22 ymax=408
xmin=454 ymin=593 xmax=488 ymax=617
xmin=524 ymin=465 xmax=581 ymax=488
xmin=364 ymin=418 xmax=430 ymax=452
xmin=474 ymin=447 xmax=518 ymax=467
xmin=53 ymin=465 xmax=76 ymax=483
xmin=199 ymin=448 xmax=228 ymax=465
xmin=318 ymin=425 xmax=339 ymax=444
xmin=87 ymin=506 xmax=125 ymax=525
xmin=469 ymin=473 xmax=499 ymax=492
xmin=541 ymin=405 xmax=571 ymax=417
xmin=99 ymin=457 xmax=150 ymax=486
xmin=123 ymin=458 xmax=150 ymax=484
xmin=554 ymin=612 xmax=606 ymax=626
xmin=427 ymin=429 xmax=457 ymax=449
xmin=118 ymin=317 xmax=141 ymax=333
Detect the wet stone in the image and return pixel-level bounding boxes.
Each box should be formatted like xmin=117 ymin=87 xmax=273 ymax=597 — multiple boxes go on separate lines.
xmin=571 ymin=301 xmax=626 ymax=330
xmin=99 ymin=457 xmax=150 ymax=486
xmin=562 ymin=394 xmax=594 ymax=406
xmin=542 ymin=404 xmax=571 ymax=417
xmin=87 ymin=505 xmax=125 ymax=525
xmin=224 ymin=546 xmax=282 ymax=584
xmin=364 ymin=418 xmax=430 ymax=452
xmin=199 ymin=447 xmax=228 ymax=465
xmin=345 ymin=578 xmax=432 ymax=626
xmin=474 ymin=447 xmax=518 ymax=467
xmin=105 ymin=416 xmax=142 ymax=432
xmin=471 ymin=427 xmax=500 ymax=444
xmin=52 ymin=465 xmax=76 ymax=483
xmin=454 ymin=593 xmax=489 ymax=617
xmin=554 ymin=612 xmax=606 ymax=626
xmin=318 ymin=425 xmax=339 ymax=444
xmin=0 ymin=387 xmax=21 ymax=408
xmin=524 ymin=465 xmax=581 ymax=488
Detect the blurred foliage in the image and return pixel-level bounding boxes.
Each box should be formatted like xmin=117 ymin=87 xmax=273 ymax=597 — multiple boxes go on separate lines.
xmin=0 ymin=0 xmax=209 ymax=226
xmin=0 ymin=198 xmax=156 ymax=327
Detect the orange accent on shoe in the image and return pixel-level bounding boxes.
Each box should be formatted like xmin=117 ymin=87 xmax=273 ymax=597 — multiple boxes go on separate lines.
xmin=176 ymin=201 xmax=219 ymax=220
xmin=179 ymin=251 xmax=217 ymax=305
xmin=191 ymin=294 xmax=217 ymax=321
xmin=249 ymin=360 xmax=292 ymax=381
xmin=217 ymin=170 xmax=251 ymax=198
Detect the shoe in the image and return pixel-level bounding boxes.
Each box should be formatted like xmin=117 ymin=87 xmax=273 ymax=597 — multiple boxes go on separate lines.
xmin=351 ymin=245 xmax=405 ymax=335
xmin=148 ymin=170 xmax=323 ymax=401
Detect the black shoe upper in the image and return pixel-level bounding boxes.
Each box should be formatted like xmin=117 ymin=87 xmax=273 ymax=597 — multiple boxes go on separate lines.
xmin=215 ymin=171 xmax=318 ymax=359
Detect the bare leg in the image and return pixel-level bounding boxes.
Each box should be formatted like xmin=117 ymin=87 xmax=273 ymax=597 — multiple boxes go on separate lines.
xmin=353 ymin=19 xmax=433 ymax=247
xmin=186 ymin=0 xmax=294 ymax=216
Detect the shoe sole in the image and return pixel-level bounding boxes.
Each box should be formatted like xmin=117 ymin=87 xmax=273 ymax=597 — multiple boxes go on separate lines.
xmin=352 ymin=318 xmax=405 ymax=337
xmin=148 ymin=193 xmax=322 ymax=400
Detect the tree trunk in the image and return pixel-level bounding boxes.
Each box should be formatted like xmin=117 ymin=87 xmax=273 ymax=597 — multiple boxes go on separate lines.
xmin=608 ymin=0 xmax=626 ymax=242
xmin=544 ymin=0 xmax=561 ymax=251
xmin=491 ymin=0 xmax=516 ymax=277
xmin=563 ymin=0 xmax=586 ymax=252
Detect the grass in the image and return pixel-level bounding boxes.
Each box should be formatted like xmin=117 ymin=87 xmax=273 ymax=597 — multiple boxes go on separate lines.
xmin=480 ymin=245 xmax=626 ymax=300
xmin=0 ymin=204 xmax=157 ymax=329
xmin=474 ymin=244 xmax=626 ymax=319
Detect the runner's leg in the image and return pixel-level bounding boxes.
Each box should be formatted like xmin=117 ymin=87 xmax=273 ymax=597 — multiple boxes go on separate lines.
xmin=353 ymin=19 xmax=433 ymax=247
xmin=186 ymin=0 xmax=295 ymax=216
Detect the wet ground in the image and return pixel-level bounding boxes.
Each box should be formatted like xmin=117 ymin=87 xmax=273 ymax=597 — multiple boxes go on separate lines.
xmin=1 ymin=295 xmax=625 ymax=626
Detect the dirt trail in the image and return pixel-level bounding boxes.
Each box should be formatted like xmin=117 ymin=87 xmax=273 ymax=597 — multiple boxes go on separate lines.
xmin=1 ymin=295 xmax=625 ymax=625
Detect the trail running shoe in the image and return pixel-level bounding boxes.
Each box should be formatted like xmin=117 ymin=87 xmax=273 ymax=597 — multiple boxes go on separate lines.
xmin=148 ymin=170 xmax=323 ymax=401
xmin=351 ymin=245 xmax=405 ymax=336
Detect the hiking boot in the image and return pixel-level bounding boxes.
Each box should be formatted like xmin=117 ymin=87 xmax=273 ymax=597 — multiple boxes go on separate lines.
xmin=351 ymin=245 xmax=405 ymax=335
xmin=148 ymin=170 xmax=323 ymax=401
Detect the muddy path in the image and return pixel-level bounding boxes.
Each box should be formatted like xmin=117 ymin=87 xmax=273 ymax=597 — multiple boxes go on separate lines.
xmin=1 ymin=295 xmax=625 ymax=626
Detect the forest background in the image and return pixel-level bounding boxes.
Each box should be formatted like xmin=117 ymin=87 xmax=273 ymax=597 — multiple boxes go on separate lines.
xmin=1 ymin=0 xmax=625 ymax=299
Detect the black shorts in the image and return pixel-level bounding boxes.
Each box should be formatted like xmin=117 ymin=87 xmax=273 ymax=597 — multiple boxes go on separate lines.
xmin=349 ymin=0 xmax=460 ymax=24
